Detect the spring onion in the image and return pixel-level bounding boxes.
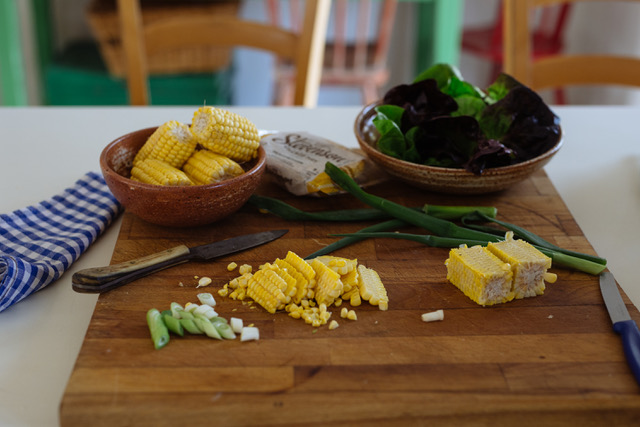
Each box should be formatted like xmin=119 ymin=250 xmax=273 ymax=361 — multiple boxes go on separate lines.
xmin=197 ymin=292 xmax=217 ymax=307
xmin=162 ymin=313 xmax=184 ymax=337
xmin=146 ymin=308 xmax=170 ymax=350
xmin=461 ymin=211 xmax=607 ymax=266
xmin=324 ymin=162 xmax=501 ymax=242
xmin=249 ymin=194 xmax=497 ymax=221
xmin=240 ymin=326 xmax=260 ymax=342
xmin=331 ymin=231 xmax=606 ymax=275
xmin=305 ymin=219 xmax=405 ymax=259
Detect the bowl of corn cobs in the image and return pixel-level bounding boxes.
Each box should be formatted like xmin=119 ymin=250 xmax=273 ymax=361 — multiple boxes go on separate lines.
xmin=354 ymin=65 xmax=563 ymax=195
xmin=100 ymin=107 xmax=266 ymax=227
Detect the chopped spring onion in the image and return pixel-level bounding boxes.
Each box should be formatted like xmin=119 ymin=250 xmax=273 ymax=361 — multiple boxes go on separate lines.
xmin=197 ymin=292 xmax=217 ymax=307
xmin=422 ymin=310 xmax=444 ymax=322
xmin=240 ymin=326 xmax=260 ymax=342
xmin=146 ymin=308 xmax=170 ymax=350
xmin=230 ymin=317 xmax=244 ymax=334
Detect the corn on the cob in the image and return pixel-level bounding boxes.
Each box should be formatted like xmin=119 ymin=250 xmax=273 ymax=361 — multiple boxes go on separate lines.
xmin=310 ymin=258 xmax=344 ymax=306
xmin=445 ymin=245 xmax=514 ymax=306
xmin=246 ymin=268 xmax=288 ymax=314
xmin=182 ymin=149 xmax=245 ymax=185
xmin=133 ymin=120 xmax=197 ymax=169
xmin=274 ymin=258 xmax=311 ymax=304
xmin=130 ymin=159 xmax=193 ymax=186
xmin=357 ymin=264 xmax=389 ymax=310
xmin=487 ymin=232 xmax=557 ymax=299
xmin=263 ymin=262 xmax=298 ymax=303
xmin=313 ymin=255 xmax=358 ymax=275
xmin=190 ymin=106 xmax=260 ymax=162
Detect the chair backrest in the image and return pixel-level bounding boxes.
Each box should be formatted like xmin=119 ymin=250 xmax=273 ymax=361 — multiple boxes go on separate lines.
xmin=488 ymin=1 xmax=571 ymax=54
xmin=503 ymin=0 xmax=640 ymax=90
xmin=266 ymin=0 xmax=397 ymax=80
xmin=117 ymin=0 xmax=331 ymax=106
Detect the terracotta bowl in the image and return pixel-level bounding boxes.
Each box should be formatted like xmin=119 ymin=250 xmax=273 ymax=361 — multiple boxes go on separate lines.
xmin=354 ymin=101 xmax=563 ymax=195
xmin=100 ymin=126 xmax=266 ymax=227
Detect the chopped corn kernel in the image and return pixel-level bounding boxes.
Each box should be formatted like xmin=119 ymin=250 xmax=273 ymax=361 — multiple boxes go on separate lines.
xmin=227 ymin=262 xmax=238 ymax=271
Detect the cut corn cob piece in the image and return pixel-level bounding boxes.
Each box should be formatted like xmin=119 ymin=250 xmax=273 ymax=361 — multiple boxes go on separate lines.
xmin=246 ymin=268 xmax=288 ymax=314
xmin=487 ymin=232 xmax=556 ymax=299
xmin=357 ymin=264 xmax=389 ymax=310
xmin=190 ymin=106 xmax=260 ymax=162
xmin=313 ymin=255 xmax=358 ymax=275
xmin=274 ymin=258 xmax=310 ymax=304
xmin=265 ymin=262 xmax=298 ymax=303
xmin=310 ymin=258 xmax=344 ymax=306
xmin=445 ymin=245 xmax=514 ymax=306
xmin=130 ymin=159 xmax=193 ymax=186
xmin=133 ymin=120 xmax=197 ymax=168
xmin=183 ymin=149 xmax=245 ymax=185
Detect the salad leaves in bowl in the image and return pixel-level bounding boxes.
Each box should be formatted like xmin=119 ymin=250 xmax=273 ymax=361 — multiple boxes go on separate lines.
xmin=354 ymin=64 xmax=563 ymax=194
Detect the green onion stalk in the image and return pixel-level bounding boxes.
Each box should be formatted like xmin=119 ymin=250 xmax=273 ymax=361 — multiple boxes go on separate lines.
xmin=248 ymin=194 xmax=497 ymax=222
xmin=323 ymin=162 xmax=607 ymax=275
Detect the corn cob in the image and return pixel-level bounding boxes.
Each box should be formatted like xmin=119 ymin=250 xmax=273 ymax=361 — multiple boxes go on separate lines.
xmin=246 ymin=268 xmax=288 ymax=314
xmin=487 ymin=232 xmax=557 ymax=299
xmin=357 ymin=264 xmax=389 ymax=310
xmin=130 ymin=159 xmax=193 ymax=186
xmin=220 ymin=252 xmax=388 ymax=328
xmin=190 ymin=106 xmax=260 ymax=162
xmin=310 ymin=258 xmax=344 ymax=307
xmin=182 ymin=149 xmax=245 ymax=185
xmin=445 ymin=245 xmax=514 ymax=306
xmin=313 ymin=255 xmax=358 ymax=275
xmin=274 ymin=258 xmax=310 ymax=304
xmin=263 ymin=262 xmax=298 ymax=304
xmin=133 ymin=120 xmax=197 ymax=169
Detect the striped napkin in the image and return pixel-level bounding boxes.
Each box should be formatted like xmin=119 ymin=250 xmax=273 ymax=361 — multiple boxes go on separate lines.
xmin=0 ymin=172 xmax=122 ymax=313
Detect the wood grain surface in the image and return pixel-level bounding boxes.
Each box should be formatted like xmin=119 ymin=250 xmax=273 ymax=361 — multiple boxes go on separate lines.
xmin=60 ymin=171 xmax=640 ymax=426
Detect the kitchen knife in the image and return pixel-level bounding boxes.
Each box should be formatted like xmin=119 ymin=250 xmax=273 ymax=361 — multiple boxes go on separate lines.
xmin=599 ymin=271 xmax=640 ymax=385
xmin=72 ymin=229 xmax=288 ymax=294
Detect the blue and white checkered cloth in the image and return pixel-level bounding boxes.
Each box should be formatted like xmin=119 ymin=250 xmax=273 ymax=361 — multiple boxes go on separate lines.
xmin=0 ymin=172 xmax=122 ymax=313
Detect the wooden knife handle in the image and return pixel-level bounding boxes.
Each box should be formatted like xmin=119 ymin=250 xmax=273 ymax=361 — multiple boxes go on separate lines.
xmin=72 ymin=245 xmax=192 ymax=293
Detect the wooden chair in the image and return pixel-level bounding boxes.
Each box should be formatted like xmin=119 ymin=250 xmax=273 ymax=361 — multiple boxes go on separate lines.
xmin=267 ymin=0 xmax=398 ymax=105
xmin=503 ymin=0 xmax=640 ymax=95
xmin=117 ymin=0 xmax=331 ymax=106
xmin=462 ymin=1 xmax=571 ymax=84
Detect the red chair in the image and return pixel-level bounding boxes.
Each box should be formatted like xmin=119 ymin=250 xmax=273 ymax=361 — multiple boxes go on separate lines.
xmin=461 ymin=1 xmax=571 ymax=102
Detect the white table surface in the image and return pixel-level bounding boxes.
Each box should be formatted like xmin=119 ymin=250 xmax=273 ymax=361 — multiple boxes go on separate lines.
xmin=0 ymin=105 xmax=638 ymax=426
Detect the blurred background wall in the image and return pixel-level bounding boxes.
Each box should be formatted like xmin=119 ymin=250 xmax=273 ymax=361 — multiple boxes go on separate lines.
xmin=7 ymin=0 xmax=640 ymax=106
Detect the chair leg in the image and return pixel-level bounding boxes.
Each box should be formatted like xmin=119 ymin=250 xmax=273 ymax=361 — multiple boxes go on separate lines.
xmin=554 ymin=87 xmax=566 ymax=105
xmin=362 ymin=82 xmax=380 ymax=105
xmin=274 ymin=77 xmax=296 ymax=106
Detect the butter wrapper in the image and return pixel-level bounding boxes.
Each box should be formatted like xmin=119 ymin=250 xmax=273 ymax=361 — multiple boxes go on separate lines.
xmin=261 ymin=131 xmax=386 ymax=196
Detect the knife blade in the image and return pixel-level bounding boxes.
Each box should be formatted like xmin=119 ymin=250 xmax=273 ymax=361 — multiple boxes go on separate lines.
xmin=599 ymin=271 xmax=640 ymax=385
xmin=72 ymin=229 xmax=288 ymax=294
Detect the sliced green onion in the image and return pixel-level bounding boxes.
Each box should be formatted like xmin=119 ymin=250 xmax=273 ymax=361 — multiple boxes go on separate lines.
xmin=194 ymin=316 xmax=222 ymax=339
xmin=162 ymin=313 xmax=184 ymax=337
xmin=146 ymin=308 xmax=170 ymax=350
xmin=197 ymin=292 xmax=217 ymax=307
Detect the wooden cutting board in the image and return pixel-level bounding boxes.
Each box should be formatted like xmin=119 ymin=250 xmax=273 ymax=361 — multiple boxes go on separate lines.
xmin=60 ymin=171 xmax=640 ymax=426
